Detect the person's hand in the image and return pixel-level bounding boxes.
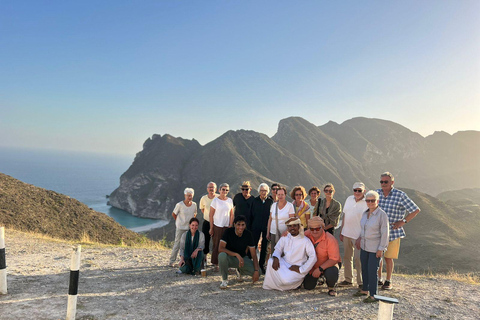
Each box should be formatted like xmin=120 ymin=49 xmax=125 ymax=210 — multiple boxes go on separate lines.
xmin=272 ymin=257 xmax=280 ymax=270
xmin=376 ymin=250 xmax=383 ymax=258
xmin=355 ymin=238 xmax=361 ymax=250
xmin=392 ymin=220 xmax=406 ymax=230
xmin=289 ymin=265 xmax=300 ymax=273
xmin=312 ymin=268 xmax=322 ymax=278
xmin=191 ymin=250 xmax=198 ymax=259
xmin=252 ymin=270 xmax=259 ymax=283
xmin=266 ymin=233 xmax=271 ymax=241
xmin=281 ymin=230 xmax=288 ymax=237
xmin=179 ymin=258 xmax=185 ymax=267
xmin=237 ymin=255 xmax=244 ymax=268
xmin=209 ymin=228 xmax=214 ymax=236
xmin=339 ymin=234 xmax=344 ymax=242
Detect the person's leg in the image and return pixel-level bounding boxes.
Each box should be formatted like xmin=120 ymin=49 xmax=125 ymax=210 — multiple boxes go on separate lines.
xmin=368 ymin=252 xmax=380 ymax=297
xmin=383 ymin=238 xmax=400 ymax=289
xmin=202 ymin=220 xmax=211 ymax=256
xmin=303 ymin=273 xmax=319 ymax=290
xmin=324 ymin=265 xmax=339 ymax=289
xmin=211 ymin=225 xmax=223 ymax=265
xmin=219 ymin=252 xmax=240 ymax=280
xmin=238 ymin=256 xmax=258 ymax=277
xmin=354 ymin=245 xmax=363 ymax=286
xmin=378 ymin=258 xmax=383 ymax=282
xmin=360 ymin=249 xmax=369 ymax=293
xmin=270 ymin=233 xmax=277 ymax=253
xmin=342 ymin=237 xmax=354 ymax=283
xmin=192 ymin=251 xmax=204 ymax=273
xmin=259 ymin=230 xmax=268 ymax=269
xmin=169 ymin=228 xmax=186 ymax=265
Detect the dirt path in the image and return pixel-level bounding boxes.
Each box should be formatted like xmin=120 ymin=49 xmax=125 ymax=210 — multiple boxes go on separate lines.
xmin=1 ymin=230 xmax=479 ymax=319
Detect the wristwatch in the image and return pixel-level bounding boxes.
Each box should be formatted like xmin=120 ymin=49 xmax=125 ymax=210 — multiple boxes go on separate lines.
xmin=402 ymin=218 xmax=407 ymax=223
xmin=319 ymin=266 xmax=324 ymax=273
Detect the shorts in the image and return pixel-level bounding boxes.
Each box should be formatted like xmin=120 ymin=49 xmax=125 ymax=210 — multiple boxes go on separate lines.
xmin=384 ymin=238 xmax=401 ymax=259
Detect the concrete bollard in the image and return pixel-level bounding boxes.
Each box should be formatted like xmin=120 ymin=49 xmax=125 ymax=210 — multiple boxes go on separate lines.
xmin=0 ymin=227 xmax=6 ymax=295
xmin=66 ymin=245 xmax=82 ymax=320
xmin=374 ymin=295 xmax=399 ymax=320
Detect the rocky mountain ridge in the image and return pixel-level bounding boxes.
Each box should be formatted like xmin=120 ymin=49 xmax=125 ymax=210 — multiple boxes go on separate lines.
xmin=109 ymin=117 xmax=480 ymax=220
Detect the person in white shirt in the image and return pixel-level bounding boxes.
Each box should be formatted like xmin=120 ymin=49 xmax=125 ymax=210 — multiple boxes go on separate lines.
xmin=338 ymin=182 xmax=367 ymax=287
xmin=263 ymin=217 xmax=317 ymax=291
xmin=169 ymin=188 xmax=197 ymax=267
xmin=199 ymin=182 xmax=218 ymax=263
xmin=266 ymin=186 xmax=295 ymax=252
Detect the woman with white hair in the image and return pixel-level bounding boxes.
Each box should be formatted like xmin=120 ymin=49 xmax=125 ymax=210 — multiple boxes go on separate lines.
xmin=354 ymin=190 xmax=389 ymax=303
xmin=250 ymin=183 xmax=274 ymax=274
xmin=169 ymin=187 xmax=198 ymax=267
xmin=209 ymin=183 xmax=234 ymax=268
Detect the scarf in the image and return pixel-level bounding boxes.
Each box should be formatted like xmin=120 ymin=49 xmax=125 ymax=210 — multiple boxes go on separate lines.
xmin=183 ymin=229 xmax=199 ymax=259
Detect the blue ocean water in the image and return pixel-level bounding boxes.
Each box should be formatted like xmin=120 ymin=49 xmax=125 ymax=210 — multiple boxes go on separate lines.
xmin=0 ymin=147 xmax=165 ymax=230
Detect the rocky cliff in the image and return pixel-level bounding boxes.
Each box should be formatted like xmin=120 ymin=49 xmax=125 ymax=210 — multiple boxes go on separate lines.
xmin=109 ymin=117 xmax=480 ymax=219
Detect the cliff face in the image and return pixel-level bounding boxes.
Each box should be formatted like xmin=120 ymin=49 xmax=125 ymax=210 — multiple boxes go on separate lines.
xmin=109 ymin=117 xmax=480 ymax=219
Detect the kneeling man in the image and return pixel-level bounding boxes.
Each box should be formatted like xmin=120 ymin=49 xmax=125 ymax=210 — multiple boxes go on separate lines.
xmin=263 ymin=218 xmax=317 ymax=291
xmin=304 ymin=216 xmax=341 ymax=296
xmin=218 ymin=215 xmax=260 ymax=289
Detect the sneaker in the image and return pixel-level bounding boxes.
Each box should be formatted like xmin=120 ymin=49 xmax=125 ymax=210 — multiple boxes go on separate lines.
xmin=378 ymin=280 xmax=384 ymax=286
xmin=175 ymin=269 xmax=183 ymax=274
xmin=338 ymin=280 xmax=353 ymax=287
xmin=381 ymin=280 xmax=392 ymax=290
xmin=236 ymin=269 xmax=244 ymax=282
xmin=220 ymin=280 xmax=228 ymax=289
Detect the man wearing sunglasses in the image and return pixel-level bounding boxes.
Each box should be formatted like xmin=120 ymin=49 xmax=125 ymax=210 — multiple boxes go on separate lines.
xmin=376 ymin=172 xmax=420 ymax=290
xmin=233 ymin=181 xmax=255 ymax=229
xmin=303 ymin=216 xmax=341 ymax=296
xmin=338 ymin=182 xmax=367 ymax=288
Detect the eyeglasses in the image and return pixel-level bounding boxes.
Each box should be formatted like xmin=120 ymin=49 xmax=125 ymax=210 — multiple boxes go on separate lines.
xmin=241 ymin=188 xmax=249 ymax=191
xmin=259 ymin=189 xmax=268 ymax=192
xmin=309 ymin=227 xmax=321 ymax=231
xmin=295 ymin=193 xmax=303 ymax=197
xmin=272 ymin=187 xmax=279 ymax=191
xmin=222 ymin=189 xmax=229 ymax=192
xmin=324 ymin=190 xmax=333 ymax=194
xmin=380 ymin=180 xmax=389 ymax=184
xmin=353 ymin=189 xmax=363 ymax=193
xmin=365 ymin=199 xmax=376 ymax=203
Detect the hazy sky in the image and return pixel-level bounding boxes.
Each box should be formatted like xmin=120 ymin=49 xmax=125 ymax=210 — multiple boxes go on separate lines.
xmin=1 ymin=1 xmax=479 ymax=156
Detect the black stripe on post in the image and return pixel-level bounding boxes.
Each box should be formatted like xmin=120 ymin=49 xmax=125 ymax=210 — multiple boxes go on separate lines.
xmin=0 ymin=248 xmax=5 ymax=270
xmin=68 ymin=270 xmax=79 ymax=295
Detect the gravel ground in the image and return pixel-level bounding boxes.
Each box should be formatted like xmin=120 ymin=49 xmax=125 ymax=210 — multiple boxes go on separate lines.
xmin=1 ymin=229 xmax=479 ymax=320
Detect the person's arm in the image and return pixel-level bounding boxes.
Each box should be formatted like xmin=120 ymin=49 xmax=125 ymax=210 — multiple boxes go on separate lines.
xmin=229 ymin=207 xmax=234 ymax=227
xmin=266 ymin=215 xmax=272 ymax=240
xmin=297 ymin=241 xmax=317 ymax=274
xmin=248 ymin=246 xmax=260 ymax=282
xmin=339 ymin=210 xmax=346 ymax=242
xmin=378 ymin=211 xmax=389 ymax=257
xmin=193 ymin=202 xmax=197 ymax=218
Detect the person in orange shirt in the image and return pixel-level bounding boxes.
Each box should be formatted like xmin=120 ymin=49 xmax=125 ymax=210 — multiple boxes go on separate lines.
xmin=303 ymin=216 xmax=341 ymax=296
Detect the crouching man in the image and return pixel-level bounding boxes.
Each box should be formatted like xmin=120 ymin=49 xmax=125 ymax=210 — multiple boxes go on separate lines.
xmin=303 ymin=216 xmax=341 ymax=296
xmin=263 ymin=217 xmax=317 ymax=291
xmin=218 ymin=215 xmax=261 ymax=289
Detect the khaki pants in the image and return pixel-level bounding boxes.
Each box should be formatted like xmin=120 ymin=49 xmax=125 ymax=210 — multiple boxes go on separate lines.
xmin=343 ymin=236 xmax=362 ymax=285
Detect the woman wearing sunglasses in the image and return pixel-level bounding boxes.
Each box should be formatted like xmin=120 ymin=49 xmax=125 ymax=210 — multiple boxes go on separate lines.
xmin=354 ymin=190 xmax=389 ymax=303
xmin=314 ymin=183 xmax=342 ymax=235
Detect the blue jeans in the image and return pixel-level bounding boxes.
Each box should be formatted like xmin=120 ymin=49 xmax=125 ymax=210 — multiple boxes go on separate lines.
xmin=360 ymin=249 xmax=380 ymax=297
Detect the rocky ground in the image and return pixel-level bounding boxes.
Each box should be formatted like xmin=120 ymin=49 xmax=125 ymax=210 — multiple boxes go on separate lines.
xmin=1 ymin=229 xmax=479 ymax=320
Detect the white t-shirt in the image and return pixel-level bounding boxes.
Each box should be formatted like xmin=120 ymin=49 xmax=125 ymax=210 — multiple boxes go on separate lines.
xmin=269 ymin=202 xmax=295 ymax=235
xmin=341 ymin=195 xmax=368 ymax=239
xmin=173 ymin=201 xmax=197 ymax=230
xmin=210 ymin=197 xmax=233 ymax=228
xmin=199 ymin=194 xmax=219 ymax=222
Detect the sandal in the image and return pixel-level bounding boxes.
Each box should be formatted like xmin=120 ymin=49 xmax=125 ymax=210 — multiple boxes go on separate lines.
xmin=363 ymin=296 xmax=377 ymax=303
xmin=353 ymin=290 xmax=368 ymax=297
xmin=328 ymin=289 xmax=337 ymax=297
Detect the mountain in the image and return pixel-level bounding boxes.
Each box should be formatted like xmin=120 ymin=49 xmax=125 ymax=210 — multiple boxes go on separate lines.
xmin=109 ymin=117 xmax=480 ymax=220
xmin=0 ymin=173 xmax=144 ymax=245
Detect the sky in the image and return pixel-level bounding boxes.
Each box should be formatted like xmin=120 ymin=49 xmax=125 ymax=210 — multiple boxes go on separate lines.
xmin=1 ymin=1 xmax=479 ymax=156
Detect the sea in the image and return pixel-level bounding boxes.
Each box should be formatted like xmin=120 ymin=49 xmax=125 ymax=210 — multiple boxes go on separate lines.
xmin=0 ymin=147 xmax=168 ymax=232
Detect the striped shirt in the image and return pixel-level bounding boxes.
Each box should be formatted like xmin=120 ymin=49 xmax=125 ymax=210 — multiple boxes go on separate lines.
xmin=376 ymin=187 xmax=420 ymax=242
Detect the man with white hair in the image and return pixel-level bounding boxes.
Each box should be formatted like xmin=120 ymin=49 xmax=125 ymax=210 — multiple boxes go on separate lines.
xmin=338 ymin=182 xmax=367 ymax=288
xmin=199 ymin=182 xmax=218 ymax=264
xmin=263 ymin=217 xmax=317 ymax=291
xmin=169 ymin=188 xmax=198 ymax=267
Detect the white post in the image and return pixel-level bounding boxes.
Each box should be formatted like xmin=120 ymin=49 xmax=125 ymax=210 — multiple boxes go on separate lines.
xmin=378 ymin=300 xmax=395 ymax=320
xmin=66 ymin=245 xmax=81 ymax=320
xmin=0 ymin=227 xmax=7 ymax=295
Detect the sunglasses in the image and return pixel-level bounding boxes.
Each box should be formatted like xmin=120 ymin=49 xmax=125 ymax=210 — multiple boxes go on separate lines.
xmin=222 ymin=189 xmax=229 ymax=192
xmin=353 ymin=189 xmax=363 ymax=193
xmin=272 ymin=187 xmax=279 ymax=190
xmin=241 ymin=188 xmax=249 ymax=191
xmin=324 ymin=190 xmax=333 ymax=194
xmin=309 ymin=227 xmax=321 ymax=231
xmin=380 ymin=180 xmax=390 ymax=184
xmin=365 ymin=199 xmax=377 ymax=203
xmin=295 ymin=193 xmax=303 ymax=196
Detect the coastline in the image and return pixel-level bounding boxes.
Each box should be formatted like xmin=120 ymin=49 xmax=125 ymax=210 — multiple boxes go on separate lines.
xmin=130 ymin=220 xmax=169 ymax=233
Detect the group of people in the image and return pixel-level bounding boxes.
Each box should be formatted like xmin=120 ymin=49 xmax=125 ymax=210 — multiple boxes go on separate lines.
xmin=168 ymin=172 xmax=420 ymax=302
